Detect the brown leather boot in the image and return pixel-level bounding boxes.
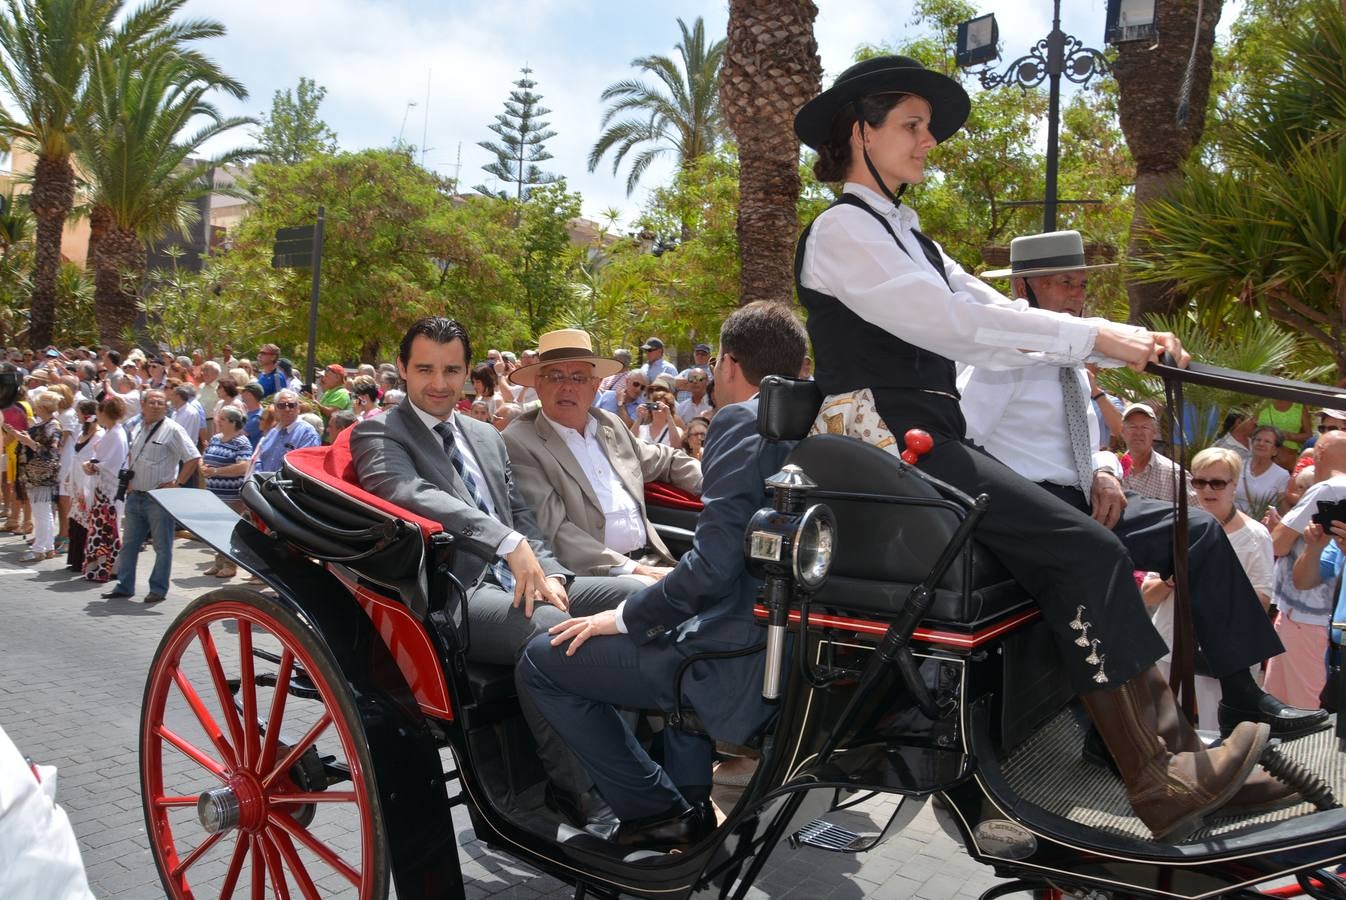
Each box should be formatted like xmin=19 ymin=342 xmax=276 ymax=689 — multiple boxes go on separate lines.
xmin=1083 ymin=670 xmax=1299 ymax=815
xmin=1080 ymin=666 xmax=1270 ymax=841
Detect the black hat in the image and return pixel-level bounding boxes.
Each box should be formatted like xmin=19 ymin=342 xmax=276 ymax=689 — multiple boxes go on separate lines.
xmin=794 ymin=55 xmax=971 ymax=151
xmin=641 ymin=337 xmax=664 ymax=351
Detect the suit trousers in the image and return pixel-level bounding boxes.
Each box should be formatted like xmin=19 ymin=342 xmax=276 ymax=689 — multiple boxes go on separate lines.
xmin=520 ymin=629 xmax=714 ymax=821
xmin=910 ymin=438 xmax=1171 ymax=693
xmin=461 ymin=575 xmax=644 ymax=797
xmin=1037 ymin=483 xmax=1284 ymax=677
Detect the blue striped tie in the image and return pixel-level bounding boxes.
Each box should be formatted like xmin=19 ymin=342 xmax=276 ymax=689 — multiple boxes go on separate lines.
xmin=434 ymin=422 xmax=515 ymax=592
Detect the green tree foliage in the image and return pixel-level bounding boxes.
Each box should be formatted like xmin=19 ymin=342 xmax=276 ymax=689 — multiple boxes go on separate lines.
xmin=588 ymin=16 xmax=725 ymax=196
xmin=255 ymin=76 xmax=337 ymax=165
xmin=1135 ymin=0 xmax=1346 ymax=376
xmin=476 ymin=66 xmax=558 ymax=201
xmin=209 ymin=148 xmax=457 ymax=363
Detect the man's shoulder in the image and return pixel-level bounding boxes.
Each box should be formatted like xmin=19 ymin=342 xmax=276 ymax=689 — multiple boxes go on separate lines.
xmin=501 ymin=409 xmax=545 ymax=448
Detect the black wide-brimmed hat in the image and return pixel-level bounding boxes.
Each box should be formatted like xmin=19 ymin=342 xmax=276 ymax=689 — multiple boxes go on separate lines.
xmin=794 ymin=55 xmax=971 ymax=151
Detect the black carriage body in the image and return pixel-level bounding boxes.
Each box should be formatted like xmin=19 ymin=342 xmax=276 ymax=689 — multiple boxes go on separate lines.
xmin=146 ymin=373 xmax=1346 ymax=900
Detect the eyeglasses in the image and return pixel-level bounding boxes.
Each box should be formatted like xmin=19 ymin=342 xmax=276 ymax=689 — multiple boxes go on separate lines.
xmin=688 ymin=376 xmax=707 ymax=383
xmin=1320 ymin=425 xmax=1342 ymax=434
xmin=274 ymin=401 xmax=297 ymax=409
xmin=539 ymin=372 xmax=592 ymax=386
xmin=1191 ymin=477 xmax=1231 ymax=490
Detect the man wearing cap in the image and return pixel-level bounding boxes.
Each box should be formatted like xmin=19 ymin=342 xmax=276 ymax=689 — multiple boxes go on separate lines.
xmin=503 ymin=329 xmax=702 ymax=581
xmin=960 ymin=230 xmax=1325 ymax=746
xmin=317 ymin=364 xmax=352 ymax=414
xmin=1120 ymin=401 xmax=1194 ymax=504
xmin=639 ymin=337 xmax=678 ymax=383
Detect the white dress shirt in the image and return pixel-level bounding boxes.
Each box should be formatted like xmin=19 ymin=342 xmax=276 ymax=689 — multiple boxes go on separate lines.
xmin=406 ymin=401 xmax=524 ymax=560
xmin=799 ymin=183 xmax=1138 ymax=371
xmin=959 ymin=364 xmax=1121 ymax=487
xmin=541 ymin=412 xmax=647 ymax=574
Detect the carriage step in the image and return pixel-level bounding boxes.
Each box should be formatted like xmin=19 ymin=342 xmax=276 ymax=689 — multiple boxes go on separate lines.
xmin=788 ymin=819 xmax=866 ymax=852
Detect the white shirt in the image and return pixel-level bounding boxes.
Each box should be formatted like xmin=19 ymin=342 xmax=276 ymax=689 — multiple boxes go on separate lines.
xmin=405 ymin=401 xmax=524 ymax=560
xmin=172 ymin=400 xmax=206 ymax=443
xmin=676 ymin=395 xmax=712 ymax=423
xmin=1238 ymin=460 xmax=1290 ymax=513
xmin=959 ymin=364 xmax=1120 ymax=487
xmin=541 ymin=412 xmax=647 ymax=572
xmin=799 ymin=183 xmax=1138 ymax=371
xmin=200 ymin=381 xmax=220 ymax=417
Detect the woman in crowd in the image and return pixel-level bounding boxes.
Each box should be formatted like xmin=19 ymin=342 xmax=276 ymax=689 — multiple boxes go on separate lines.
xmin=1258 ymin=399 xmax=1310 ymax=470
xmin=350 ymin=377 xmax=381 ymax=419
xmin=82 ymin=395 xmax=127 ymax=582
xmin=471 ymin=363 xmax=502 ymax=415
xmin=791 ymin=54 xmax=1266 ymax=839
xmin=2 ymin=387 xmax=32 ymax=535
xmin=680 ymin=416 xmax=710 ymax=460
xmin=1239 ymin=426 xmax=1290 ymax=515
xmin=1214 ymin=409 xmax=1255 ymax=461
xmin=200 ymin=407 xmax=253 ymax=579
xmin=64 ymin=400 xmax=102 ymax=572
xmin=51 ymin=382 xmax=77 ymax=553
xmin=8 ymin=390 xmax=63 ymax=561
xmin=630 ymin=378 xmax=683 ymax=447
xmin=215 ymin=376 xmax=243 ymax=412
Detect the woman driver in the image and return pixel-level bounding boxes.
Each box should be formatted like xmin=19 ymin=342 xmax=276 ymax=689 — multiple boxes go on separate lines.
xmin=793 ymin=56 xmax=1270 ymax=840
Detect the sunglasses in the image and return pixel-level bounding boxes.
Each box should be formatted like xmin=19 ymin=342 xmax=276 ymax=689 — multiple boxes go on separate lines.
xmin=1191 ymin=477 xmax=1231 ymax=490
xmin=1320 ymin=425 xmax=1342 ymax=434
xmin=274 ymin=401 xmax=298 ymax=409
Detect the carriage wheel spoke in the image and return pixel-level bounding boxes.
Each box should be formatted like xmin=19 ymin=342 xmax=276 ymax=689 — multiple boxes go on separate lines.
xmin=269 ymin=792 xmax=355 ymax=805
xmin=250 ymin=835 xmax=266 ymax=900
xmin=262 ymin=712 xmax=331 ymax=791
xmin=238 ymin=622 xmax=260 ymax=769
xmin=171 ymin=830 xmax=224 ymax=880
xmin=173 ymin=668 xmax=239 ymax=770
xmin=269 ymin=830 xmax=322 ymax=900
xmin=158 ymin=725 xmax=228 ymax=779
xmin=154 ymin=795 xmax=199 ymax=808
xmin=218 ymin=834 xmax=248 ymax=900
xmin=258 ymin=649 xmax=294 ymax=775
xmin=258 ymin=833 xmax=291 ymax=900
xmin=267 ymin=810 xmax=361 ymax=888
xmin=197 ymin=624 xmax=247 ymax=764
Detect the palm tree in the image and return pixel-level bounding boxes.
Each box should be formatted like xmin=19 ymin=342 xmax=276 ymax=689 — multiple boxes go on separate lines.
xmin=589 ymin=17 xmax=726 ymax=197
xmin=78 ymin=46 xmax=251 ymax=345
xmin=0 ymin=0 xmax=231 ymax=348
xmin=721 ymin=0 xmax=820 ymax=306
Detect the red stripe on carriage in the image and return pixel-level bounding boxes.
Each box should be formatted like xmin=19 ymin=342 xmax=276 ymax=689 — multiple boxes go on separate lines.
xmin=751 ymin=606 xmax=1041 ymax=649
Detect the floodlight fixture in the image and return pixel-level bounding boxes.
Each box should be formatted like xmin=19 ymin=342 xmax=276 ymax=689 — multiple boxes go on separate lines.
xmin=956 ymin=13 xmax=1000 ymax=68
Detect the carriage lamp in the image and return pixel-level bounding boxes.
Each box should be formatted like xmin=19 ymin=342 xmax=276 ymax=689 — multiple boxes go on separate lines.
xmin=745 ymin=464 xmax=836 ymax=701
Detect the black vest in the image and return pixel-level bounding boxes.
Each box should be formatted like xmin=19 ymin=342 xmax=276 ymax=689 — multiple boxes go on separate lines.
xmin=795 ymin=193 xmax=966 ymax=438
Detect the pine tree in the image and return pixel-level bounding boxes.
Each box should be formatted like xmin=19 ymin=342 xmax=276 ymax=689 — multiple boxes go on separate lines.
xmin=476 ymin=66 xmax=559 ymax=200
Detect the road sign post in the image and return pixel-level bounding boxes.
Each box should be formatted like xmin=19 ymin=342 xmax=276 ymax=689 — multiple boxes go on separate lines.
xmin=271 ymin=209 xmax=325 ymax=392
xmin=305 ymin=208 xmax=325 ymax=394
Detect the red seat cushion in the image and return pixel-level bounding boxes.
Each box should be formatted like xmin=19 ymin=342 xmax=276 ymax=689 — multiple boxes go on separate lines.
xmin=285 ymin=429 xmax=444 ymax=537
xmin=645 ymin=481 xmax=704 ymax=512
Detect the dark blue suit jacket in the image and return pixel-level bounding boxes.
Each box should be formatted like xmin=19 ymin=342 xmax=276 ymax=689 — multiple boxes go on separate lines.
xmin=622 ymin=398 xmax=795 ymax=745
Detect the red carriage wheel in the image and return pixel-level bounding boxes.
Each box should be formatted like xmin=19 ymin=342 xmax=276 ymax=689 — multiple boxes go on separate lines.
xmin=141 ymin=588 xmax=390 ymax=899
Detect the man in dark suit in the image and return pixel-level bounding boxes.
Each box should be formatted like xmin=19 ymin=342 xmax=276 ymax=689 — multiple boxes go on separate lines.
xmin=520 ymin=302 xmax=809 ymax=851
xmin=350 ymin=317 xmax=634 ymax=827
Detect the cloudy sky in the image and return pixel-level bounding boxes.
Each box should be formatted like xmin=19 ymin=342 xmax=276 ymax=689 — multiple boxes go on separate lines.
xmin=7 ymin=0 xmax=1241 ymax=224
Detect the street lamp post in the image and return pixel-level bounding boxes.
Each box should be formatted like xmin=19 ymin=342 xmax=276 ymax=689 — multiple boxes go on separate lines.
xmin=956 ymin=0 xmax=1154 ymax=233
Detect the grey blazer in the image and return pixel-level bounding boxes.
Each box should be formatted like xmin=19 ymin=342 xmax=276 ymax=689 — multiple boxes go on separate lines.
xmin=349 ymin=399 xmax=570 ymax=587
xmin=502 ymin=407 xmax=703 ymax=576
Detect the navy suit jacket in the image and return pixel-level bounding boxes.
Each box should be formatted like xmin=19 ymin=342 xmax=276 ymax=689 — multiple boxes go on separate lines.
xmin=622 ymin=398 xmax=795 ymax=744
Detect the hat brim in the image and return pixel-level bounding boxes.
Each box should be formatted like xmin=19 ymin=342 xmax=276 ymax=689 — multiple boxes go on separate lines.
xmin=795 ymin=67 xmax=971 ymax=151
xmin=981 ymin=261 xmax=1118 ymax=280
xmin=508 ymin=356 xmax=624 ymax=388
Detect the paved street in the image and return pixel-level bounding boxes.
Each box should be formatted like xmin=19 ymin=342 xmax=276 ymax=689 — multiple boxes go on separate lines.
xmin=0 ymin=526 xmax=1005 ymax=899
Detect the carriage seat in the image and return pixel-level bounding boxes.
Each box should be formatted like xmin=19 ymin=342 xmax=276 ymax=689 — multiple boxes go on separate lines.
xmin=756 ymin=377 xmax=1032 ymax=631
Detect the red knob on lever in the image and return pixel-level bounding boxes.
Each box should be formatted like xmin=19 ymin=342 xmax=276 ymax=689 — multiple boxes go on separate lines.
xmin=900 ymin=428 xmax=934 ymax=465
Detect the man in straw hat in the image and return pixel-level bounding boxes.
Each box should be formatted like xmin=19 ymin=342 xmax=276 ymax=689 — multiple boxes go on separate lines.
xmin=960 ymin=230 xmax=1325 ymax=772
xmin=503 ymin=329 xmax=702 ymax=582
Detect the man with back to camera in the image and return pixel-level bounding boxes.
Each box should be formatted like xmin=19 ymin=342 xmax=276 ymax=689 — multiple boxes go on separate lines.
xmin=350 ymin=317 xmax=635 ymax=832
xmin=520 ymin=301 xmax=808 ymax=851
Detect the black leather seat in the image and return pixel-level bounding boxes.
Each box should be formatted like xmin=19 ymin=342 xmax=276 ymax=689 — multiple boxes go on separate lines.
xmin=754 ymin=376 xmax=1032 ymax=631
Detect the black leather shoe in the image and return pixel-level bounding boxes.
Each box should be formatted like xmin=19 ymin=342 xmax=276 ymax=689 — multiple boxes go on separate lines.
xmin=142 ymin=592 xmax=167 ymax=604
xmin=545 ymin=784 xmax=619 ymax=839
xmin=614 ymin=803 xmax=714 ymax=852
xmin=100 ymin=589 xmax=134 ymax=599
xmin=1218 ymin=694 xmax=1330 ymax=739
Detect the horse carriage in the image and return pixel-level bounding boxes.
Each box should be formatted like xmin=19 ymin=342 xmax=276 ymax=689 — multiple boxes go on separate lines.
xmin=139 ymin=370 xmax=1346 ymax=900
